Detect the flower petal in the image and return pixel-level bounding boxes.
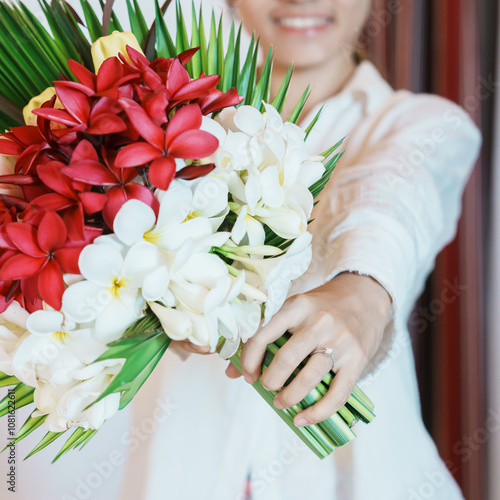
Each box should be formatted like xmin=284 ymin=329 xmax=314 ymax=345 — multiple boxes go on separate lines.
xmin=5 ymin=223 xmax=44 ymax=257
xmin=94 ymin=299 xmax=137 ymax=342
xmin=0 ymin=253 xmax=45 ymax=279
xmin=165 ymin=103 xmax=202 ymax=145
xmin=122 ymin=241 xmax=166 ymax=287
xmin=149 ymin=302 xmax=192 ymax=341
xmin=113 ymin=199 xmax=156 ymax=246
xmin=78 ymin=243 xmax=123 ymax=287
xmin=38 ymin=260 xmax=65 ymax=310
xmin=167 ymin=130 xmax=219 ymax=159
xmin=114 ymin=142 xmax=161 ymax=168
xmin=38 ymin=211 xmax=67 ymax=253
xmin=148 ymin=156 xmax=177 ymax=191
xmin=142 ymin=265 xmax=169 ymax=302
xmin=233 ymin=105 xmax=265 ymax=135
xmin=260 ymin=165 xmax=284 ymax=208
xmin=156 ymin=181 xmax=193 ymax=228
xmin=62 ymin=281 xmax=108 ymax=323
xmin=62 ymin=160 xmax=118 ymax=185
xmin=118 ymin=98 xmax=164 ymax=150
xmin=26 ymin=310 xmax=64 ymax=336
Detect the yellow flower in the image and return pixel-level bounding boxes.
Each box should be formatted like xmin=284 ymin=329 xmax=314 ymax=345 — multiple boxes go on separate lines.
xmin=91 ymin=31 xmax=144 ymax=72
xmin=23 ymin=87 xmax=57 ymax=126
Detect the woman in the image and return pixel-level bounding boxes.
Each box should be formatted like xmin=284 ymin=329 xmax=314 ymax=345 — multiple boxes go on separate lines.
xmin=116 ymin=1 xmax=482 ymax=499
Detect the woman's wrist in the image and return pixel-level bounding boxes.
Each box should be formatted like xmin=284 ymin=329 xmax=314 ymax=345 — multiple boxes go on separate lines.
xmin=330 ymin=271 xmax=392 ymax=323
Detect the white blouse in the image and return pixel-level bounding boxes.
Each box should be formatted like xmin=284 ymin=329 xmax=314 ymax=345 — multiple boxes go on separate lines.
xmin=6 ymin=61 xmax=481 ymax=500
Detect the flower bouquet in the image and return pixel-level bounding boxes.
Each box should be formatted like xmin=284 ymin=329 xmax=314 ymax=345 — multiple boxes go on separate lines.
xmin=0 ymin=0 xmax=375 ymax=462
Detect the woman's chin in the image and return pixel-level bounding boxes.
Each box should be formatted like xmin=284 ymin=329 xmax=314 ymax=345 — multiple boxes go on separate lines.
xmin=274 ymin=50 xmax=336 ymax=71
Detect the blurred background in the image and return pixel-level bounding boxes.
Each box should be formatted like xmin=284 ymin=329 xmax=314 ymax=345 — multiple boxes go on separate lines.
xmin=10 ymin=1 xmax=500 ymax=499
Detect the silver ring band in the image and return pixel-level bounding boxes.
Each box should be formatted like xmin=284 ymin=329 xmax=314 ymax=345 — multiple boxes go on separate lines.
xmin=311 ymin=347 xmax=336 ymax=371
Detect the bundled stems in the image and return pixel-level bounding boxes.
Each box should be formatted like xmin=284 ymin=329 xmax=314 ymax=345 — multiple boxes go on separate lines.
xmin=228 ymin=333 xmax=375 ymax=460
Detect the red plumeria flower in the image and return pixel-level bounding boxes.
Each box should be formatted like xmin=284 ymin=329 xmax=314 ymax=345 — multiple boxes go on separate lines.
xmin=125 ymin=46 xmax=241 ymax=113
xmin=199 ymin=87 xmax=244 ymax=115
xmin=62 ymin=57 xmax=141 ymax=100
xmin=114 ymin=101 xmax=219 ymax=190
xmin=0 ymin=125 xmax=51 ymax=176
xmin=62 ymin=145 xmax=159 ymax=228
xmin=0 ymin=211 xmax=97 ymax=310
xmin=33 ymin=83 xmax=127 ymax=137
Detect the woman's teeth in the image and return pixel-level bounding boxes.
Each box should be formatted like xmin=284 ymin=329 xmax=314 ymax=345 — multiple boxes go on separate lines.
xmin=275 ymin=17 xmax=331 ymax=29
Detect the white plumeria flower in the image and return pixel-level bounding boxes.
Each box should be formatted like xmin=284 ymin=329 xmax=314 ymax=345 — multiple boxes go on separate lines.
xmin=216 ymin=300 xmax=262 ymax=359
xmin=150 ymin=252 xmax=243 ymax=348
xmin=183 ymin=176 xmax=230 ymax=232
xmin=210 ymin=103 xmax=325 ymax=243
xmin=33 ymin=381 xmax=76 ymax=431
xmin=0 ymin=301 xmax=29 ymax=376
xmin=237 ymin=231 xmax=313 ymax=325
xmin=62 ymin=241 xmax=163 ymax=342
xmin=34 ymin=360 xmax=123 ymax=432
xmin=113 ymin=182 xmax=229 ymax=254
xmin=151 ymin=247 xmax=266 ymax=352
xmin=231 ymin=204 xmax=266 ymax=246
xmin=11 ymin=309 xmax=106 ymax=388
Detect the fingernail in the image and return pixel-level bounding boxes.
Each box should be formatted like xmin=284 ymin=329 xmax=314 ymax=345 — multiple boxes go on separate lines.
xmin=274 ymin=398 xmax=284 ymax=409
xmin=243 ymin=373 xmax=253 ymax=384
xmin=294 ymin=416 xmax=309 ymax=427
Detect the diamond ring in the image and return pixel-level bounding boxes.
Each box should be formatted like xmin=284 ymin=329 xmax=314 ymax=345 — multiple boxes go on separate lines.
xmin=311 ymin=347 xmax=336 ymax=371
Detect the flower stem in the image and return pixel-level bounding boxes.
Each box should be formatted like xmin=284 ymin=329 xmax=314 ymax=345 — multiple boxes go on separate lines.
xmin=228 ymin=333 xmax=376 ymax=460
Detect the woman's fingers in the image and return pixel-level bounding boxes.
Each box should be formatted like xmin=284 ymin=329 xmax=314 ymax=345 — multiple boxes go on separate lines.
xmin=273 ymin=352 xmax=334 ymax=409
xmin=260 ymin=332 xmax=318 ymax=391
xmin=293 ymin=363 xmax=363 ymax=426
xmin=175 ymin=340 xmax=212 ymax=354
xmin=240 ymin=303 xmax=299 ymax=383
xmin=225 ymin=362 xmax=242 ymax=379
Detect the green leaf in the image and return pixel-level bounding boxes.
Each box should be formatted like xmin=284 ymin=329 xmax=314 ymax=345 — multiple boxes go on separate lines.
xmin=42 ymin=0 xmax=92 ymax=69
xmin=197 ymin=3 xmax=208 ymax=72
xmin=154 ymin=0 xmax=176 ymax=59
xmin=190 ymin=2 xmax=201 ymax=78
xmin=24 ymin=431 xmax=65 ymax=460
xmin=80 ymin=0 xmax=103 ymax=42
xmin=0 ymin=383 xmax=34 ymax=418
xmin=88 ymin=330 xmax=171 ymax=409
xmin=251 ymin=47 xmax=273 ymax=109
xmin=236 ymin=32 xmax=256 ymax=104
xmin=286 ymin=86 xmax=310 ymax=124
xmin=221 ymin=21 xmax=235 ymax=92
xmin=304 ymin=105 xmax=324 ymax=139
xmin=207 ymin=11 xmax=217 ymax=75
xmin=0 ymin=371 xmax=20 ymax=389
xmin=270 ymin=64 xmax=293 ymax=114
xmin=320 ymin=137 xmax=345 ymax=159
xmin=145 ymin=0 xmax=174 ymax=60
xmin=131 ymin=0 xmax=149 ymax=48
xmin=77 ymin=429 xmax=98 ymax=450
xmin=176 ymin=1 xmax=191 ymax=74
xmin=2 ymin=412 xmax=47 ymax=451
xmin=51 ymin=427 xmax=87 ymax=463
xmin=245 ymin=38 xmax=260 ymax=105
xmin=118 ymin=344 xmax=166 ymax=410
xmin=216 ymin=12 xmax=224 ymax=79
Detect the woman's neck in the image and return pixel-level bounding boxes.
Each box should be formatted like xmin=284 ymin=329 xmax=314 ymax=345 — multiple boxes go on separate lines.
xmin=270 ymin=52 xmax=358 ymax=121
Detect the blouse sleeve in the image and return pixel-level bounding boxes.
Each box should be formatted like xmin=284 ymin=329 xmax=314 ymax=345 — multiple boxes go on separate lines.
xmin=315 ymin=92 xmax=482 ymax=375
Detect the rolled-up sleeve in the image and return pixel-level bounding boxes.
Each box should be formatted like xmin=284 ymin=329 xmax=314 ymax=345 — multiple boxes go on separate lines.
xmin=313 ymin=92 xmax=482 ymax=373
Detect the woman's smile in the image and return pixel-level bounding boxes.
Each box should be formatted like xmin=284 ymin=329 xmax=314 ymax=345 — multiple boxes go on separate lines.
xmin=272 ymin=14 xmax=334 ymax=35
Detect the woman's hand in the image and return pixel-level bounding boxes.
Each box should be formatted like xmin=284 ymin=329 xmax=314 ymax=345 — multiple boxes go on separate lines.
xmin=169 ymin=340 xmax=212 ymax=355
xmin=226 ymin=272 xmax=392 ymax=427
